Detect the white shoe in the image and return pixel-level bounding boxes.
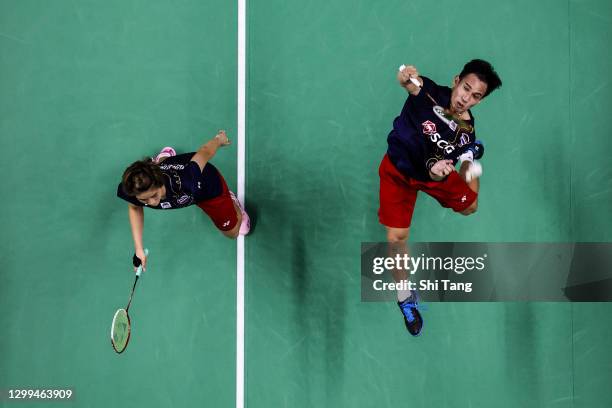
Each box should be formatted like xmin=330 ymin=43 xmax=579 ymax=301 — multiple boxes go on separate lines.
xmin=229 ymin=191 xmax=250 ymax=236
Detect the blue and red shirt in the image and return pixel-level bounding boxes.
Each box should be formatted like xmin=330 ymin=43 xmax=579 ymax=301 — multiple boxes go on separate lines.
xmin=117 ymin=153 xmax=222 ymax=209
xmin=387 ymin=76 xmax=481 ymax=181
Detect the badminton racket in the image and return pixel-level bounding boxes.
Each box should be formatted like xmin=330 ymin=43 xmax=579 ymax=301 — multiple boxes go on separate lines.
xmin=110 ymin=248 xmax=149 ymax=354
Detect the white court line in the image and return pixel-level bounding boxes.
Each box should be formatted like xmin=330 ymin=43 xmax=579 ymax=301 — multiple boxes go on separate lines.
xmin=236 ymin=0 xmax=246 ymax=407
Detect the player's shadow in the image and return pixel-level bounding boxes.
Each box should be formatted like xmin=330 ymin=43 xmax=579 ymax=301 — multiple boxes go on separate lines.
xmin=244 ymin=200 xmax=258 ymax=235
xmin=290 ymin=227 xmax=346 ymax=404
xmin=248 ymin=170 xmax=347 ymax=404
xmin=502 ymin=303 xmax=540 ymax=403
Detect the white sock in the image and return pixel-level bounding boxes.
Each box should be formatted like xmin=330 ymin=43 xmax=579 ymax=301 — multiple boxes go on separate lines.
xmin=397 ymin=289 xmax=411 ymax=303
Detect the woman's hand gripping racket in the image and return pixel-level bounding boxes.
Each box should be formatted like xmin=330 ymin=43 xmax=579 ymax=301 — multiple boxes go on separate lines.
xmin=110 ymin=248 xmax=149 ymax=354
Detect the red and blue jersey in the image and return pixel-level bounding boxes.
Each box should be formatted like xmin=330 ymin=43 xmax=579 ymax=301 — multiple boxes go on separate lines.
xmin=387 ymin=76 xmax=481 ymax=181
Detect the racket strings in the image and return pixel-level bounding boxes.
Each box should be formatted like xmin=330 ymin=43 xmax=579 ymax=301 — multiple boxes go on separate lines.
xmin=111 ymin=309 xmax=131 ymax=353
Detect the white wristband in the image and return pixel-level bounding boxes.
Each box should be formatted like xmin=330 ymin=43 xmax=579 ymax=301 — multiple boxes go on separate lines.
xmin=459 ymin=150 xmax=474 ymax=164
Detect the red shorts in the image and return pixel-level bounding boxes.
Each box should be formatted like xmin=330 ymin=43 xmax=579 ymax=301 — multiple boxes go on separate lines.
xmin=378 ymin=154 xmax=477 ymax=228
xmin=197 ymin=174 xmax=238 ymax=231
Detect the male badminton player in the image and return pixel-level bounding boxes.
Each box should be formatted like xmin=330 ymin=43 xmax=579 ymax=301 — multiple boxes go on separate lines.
xmin=117 ymin=130 xmax=250 ymax=270
xmin=379 ymin=59 xmax=502 ymax=335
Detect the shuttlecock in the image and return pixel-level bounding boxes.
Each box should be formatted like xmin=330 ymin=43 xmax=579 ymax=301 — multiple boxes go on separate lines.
xmin=465 ymin=161 xmax=482 ymax=182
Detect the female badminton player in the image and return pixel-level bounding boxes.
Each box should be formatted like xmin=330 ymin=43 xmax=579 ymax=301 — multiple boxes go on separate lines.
xmin=379 ymin=60 xmax=502 ymax=336
xmin=117 ymin=130 xmax=250 ymax=271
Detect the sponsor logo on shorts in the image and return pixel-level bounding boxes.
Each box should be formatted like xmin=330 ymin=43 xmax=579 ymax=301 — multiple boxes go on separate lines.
xmin=461 ymin=195 xmax=467 ymax=203
xmin=223 ymin=220 xmax=231 ymax=227
xmin=422 ymin=120 xmax=437 ymax=135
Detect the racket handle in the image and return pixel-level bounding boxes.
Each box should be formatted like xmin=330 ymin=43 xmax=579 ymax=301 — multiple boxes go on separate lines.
xmin=135 ymin=248 xmax=149 ymax=277
xmin=398 ymin=65 xmax=421 ymax=88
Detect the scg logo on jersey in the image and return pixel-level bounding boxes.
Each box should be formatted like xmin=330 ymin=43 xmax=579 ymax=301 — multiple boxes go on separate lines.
xmin=422 ymin=118 xmax=456 ymax=154
xmin=429 ymin=132 xmax=455 ymax=154
xmin=422 ymin=120 xmax=455 ymax=154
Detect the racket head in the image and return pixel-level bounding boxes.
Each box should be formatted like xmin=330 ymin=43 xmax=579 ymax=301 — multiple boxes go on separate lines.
xmin=110 ymin=308 xmax=131 ymax=353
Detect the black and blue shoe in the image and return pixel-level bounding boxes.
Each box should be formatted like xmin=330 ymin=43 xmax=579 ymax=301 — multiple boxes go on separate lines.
xmin=398 ymin=291 xmax=423 ymax=336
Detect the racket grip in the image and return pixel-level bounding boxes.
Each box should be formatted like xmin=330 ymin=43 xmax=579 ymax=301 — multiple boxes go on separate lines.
xmin=398 ymin=65 xmax=421 ymax=88
xmin=135 ymin=248 xmax=149 ymax=277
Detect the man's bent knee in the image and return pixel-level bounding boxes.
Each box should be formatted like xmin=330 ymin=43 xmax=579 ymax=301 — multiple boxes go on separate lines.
xmin=386 ymin=227 xmax=410 ymax=243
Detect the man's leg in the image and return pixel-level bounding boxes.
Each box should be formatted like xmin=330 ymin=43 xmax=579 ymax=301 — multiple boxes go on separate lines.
xmin=385 ymin=226 xmax=423 ymax=336
xmin=459 ymin=161 xmax=479 ymax=215
xmin=379 ymin=155 xmax=424 ymax=336
xmin=386 ymin=227 xmax=412 ymax=302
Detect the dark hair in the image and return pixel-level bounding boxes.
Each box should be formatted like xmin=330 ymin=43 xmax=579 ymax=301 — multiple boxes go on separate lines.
xmin=121 ymin=158 xmax=164 ymax=197
xmin=459 ymin=59 xmax=502 ymax=97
